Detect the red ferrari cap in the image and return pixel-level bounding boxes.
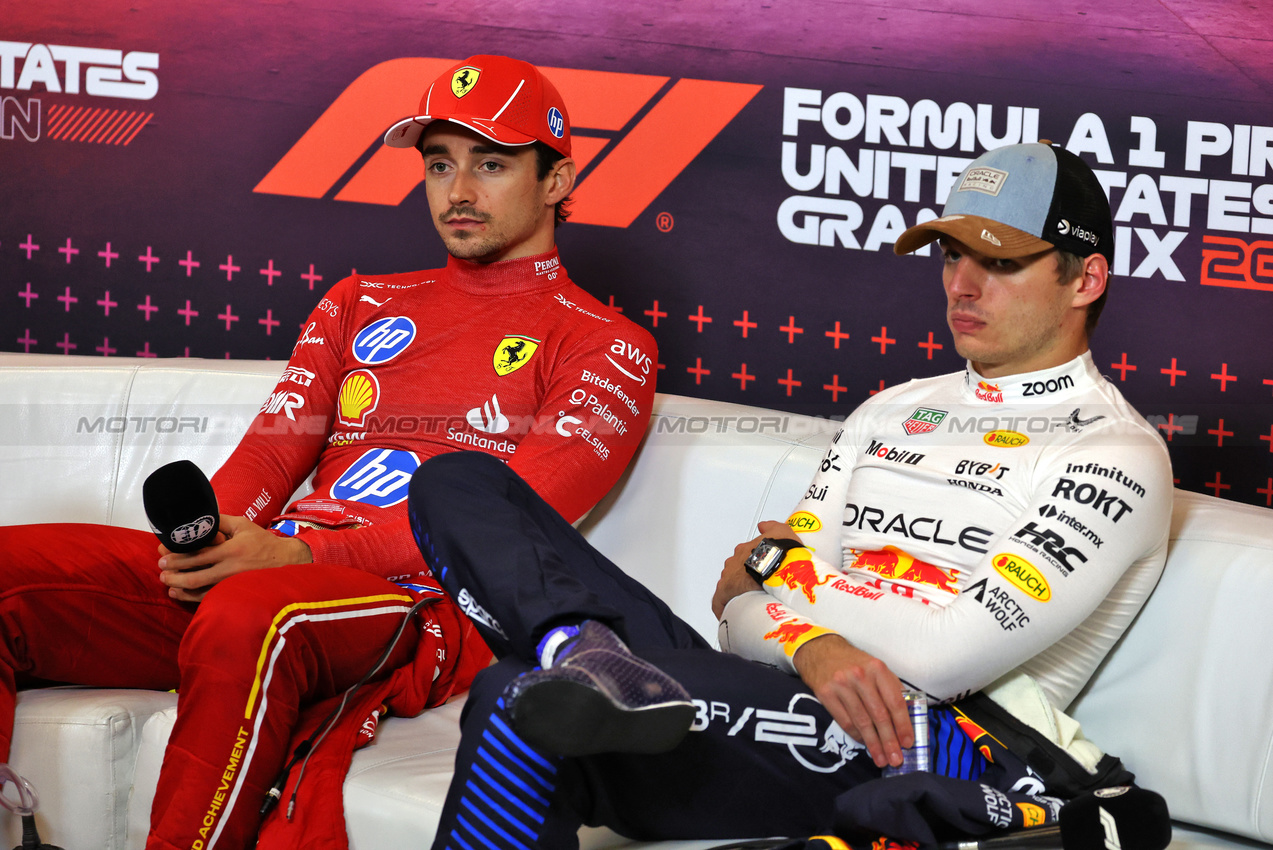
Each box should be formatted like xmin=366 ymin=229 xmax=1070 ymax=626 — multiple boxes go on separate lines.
xmin=384 ymin=55 xmax=571 ymax=157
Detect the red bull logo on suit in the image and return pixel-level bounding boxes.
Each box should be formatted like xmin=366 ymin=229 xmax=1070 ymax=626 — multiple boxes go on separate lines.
xmin=763 ymin=621 xmax=815 ymax=645
xmin=762 ymin=620 xmax=833 ymax=657
xmin=768 ymin=557 xmax=831 ymax=604
xmin=849 ymin=546 xmax=961 ymax=596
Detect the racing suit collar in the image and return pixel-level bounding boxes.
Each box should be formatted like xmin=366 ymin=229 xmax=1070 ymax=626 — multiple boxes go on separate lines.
xmin=445 ymin=247 xmax=566 ymax=296
xmin=962 ymin=351 xmax=1098 ymax=405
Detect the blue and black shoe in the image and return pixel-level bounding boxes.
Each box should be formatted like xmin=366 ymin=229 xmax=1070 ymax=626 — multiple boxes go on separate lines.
xmin=504 ymin=620 xmax=695 ymax=757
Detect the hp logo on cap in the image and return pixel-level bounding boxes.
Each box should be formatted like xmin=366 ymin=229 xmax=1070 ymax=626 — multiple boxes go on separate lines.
xmin=546 ymin=107 xmax=564 ymax=139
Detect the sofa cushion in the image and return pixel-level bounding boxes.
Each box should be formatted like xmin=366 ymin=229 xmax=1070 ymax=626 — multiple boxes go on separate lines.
xmin=1169 ymin=826 xmax=1273 ymax=849
xmin=0 ymin=355 xmax=138 ymax=526
xmin=8 ymin=687 xmax=177 ymax=850
xmin=109 ymin=360 xmax=290 ymax=532
xmin=1069 ymin=489 xmax=1273 ymax=844
xmin=0 ymin=354 xmax=289 ymax=532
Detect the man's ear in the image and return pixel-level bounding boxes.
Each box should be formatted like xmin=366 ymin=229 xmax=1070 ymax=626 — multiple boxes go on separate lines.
xmin=544 ymin=157 xmax=576 ymax=206
xmin=1072 ymin=253 xmax=1109 ymax=309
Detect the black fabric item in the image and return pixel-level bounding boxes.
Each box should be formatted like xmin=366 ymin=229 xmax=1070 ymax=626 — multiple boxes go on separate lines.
xmin=952 ymin=690 xmax=1135 ymax=798
xmin=833 ymin=690 xmax=1143 ymax=847
xmin=408 ymin=451 xmax=710 ymax=663
xmin=833 ymin=769 xmax=1062 ymax=846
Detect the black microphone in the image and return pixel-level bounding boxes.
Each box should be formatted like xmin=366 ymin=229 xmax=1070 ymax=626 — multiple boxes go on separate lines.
xmin=935 ymin=786 xmax=1171 ymax=850
xmin=1060 ymin=786 xmax=1171 ymax=850
xmin=142 ymin=460 xmax=220 ymax=552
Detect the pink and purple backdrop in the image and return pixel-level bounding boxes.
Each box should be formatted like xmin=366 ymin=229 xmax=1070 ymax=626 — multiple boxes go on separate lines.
xmin=4 ymin=0 xmax=1273 ymax=505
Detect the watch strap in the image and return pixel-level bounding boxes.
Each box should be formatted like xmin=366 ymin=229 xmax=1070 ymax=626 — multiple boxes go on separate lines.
xmin=745 ymin=537 xmax=808 ymax=583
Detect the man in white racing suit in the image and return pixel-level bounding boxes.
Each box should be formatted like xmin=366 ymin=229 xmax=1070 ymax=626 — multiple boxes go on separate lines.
xmin=713 ymin=142 xmax=1171 ymax=771
xmin=717 ymin=327 xmax=1170 ymax=741
xmin=406 ymin=141 xmax=1173 ymax=848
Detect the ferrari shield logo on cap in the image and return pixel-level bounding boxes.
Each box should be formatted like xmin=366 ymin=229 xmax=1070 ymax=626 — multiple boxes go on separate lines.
xmin=493 ymin=334 xmax=540 ymax=376
xmin=451 ymin=67 xmax=480 ymax=98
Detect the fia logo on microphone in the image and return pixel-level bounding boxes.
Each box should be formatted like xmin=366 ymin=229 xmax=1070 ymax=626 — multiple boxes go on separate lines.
xmin=172 ymin=515 xmax=216 ymax=546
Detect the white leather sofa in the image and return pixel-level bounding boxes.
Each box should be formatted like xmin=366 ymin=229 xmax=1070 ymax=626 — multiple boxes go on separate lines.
xmin=0 ymin=353 xmax=1270 ymax=850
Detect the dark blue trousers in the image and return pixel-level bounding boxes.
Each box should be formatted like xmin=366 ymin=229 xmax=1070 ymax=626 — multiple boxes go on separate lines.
xmin=408 ymin=452 xmax=881 ymax=849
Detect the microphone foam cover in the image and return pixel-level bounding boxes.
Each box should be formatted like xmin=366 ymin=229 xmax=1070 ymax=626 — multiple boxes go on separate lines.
xmin=143 ymin=460 xmax=220 ymax=553
xmin=1059 ymin=786 xmax=1171 ymax=850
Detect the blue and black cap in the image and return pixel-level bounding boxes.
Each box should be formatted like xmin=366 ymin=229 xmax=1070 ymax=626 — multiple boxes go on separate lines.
xmin=894 ymin=142 xmax=1113 ymax=264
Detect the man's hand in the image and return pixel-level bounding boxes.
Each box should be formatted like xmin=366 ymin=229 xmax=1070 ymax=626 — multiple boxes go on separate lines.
xmin=792 ymin=633 xmax=913 ymax=769
xmin=158 ymin=514 xmax=312 ymax=603
xmin=711 ymin=520 xmax=802 ymax=619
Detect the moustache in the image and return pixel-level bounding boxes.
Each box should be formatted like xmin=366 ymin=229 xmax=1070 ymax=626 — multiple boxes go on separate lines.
xmin=441 ymin=206 xmax=490 ymax=223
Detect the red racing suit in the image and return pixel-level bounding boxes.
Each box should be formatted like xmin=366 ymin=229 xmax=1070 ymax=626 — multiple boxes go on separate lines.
xmin=0 ymin=248 xmax=657 ymax=850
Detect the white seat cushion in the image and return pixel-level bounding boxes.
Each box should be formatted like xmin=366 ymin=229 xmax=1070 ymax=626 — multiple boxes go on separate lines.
xmin=1070 ymin=490 xmax=1273 ymax=844
xmin=9 ymin=688 xmax=177 ymax=850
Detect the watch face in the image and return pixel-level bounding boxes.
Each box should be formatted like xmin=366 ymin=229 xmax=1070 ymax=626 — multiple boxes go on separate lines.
xmin=746 ymin=540 xmax=786 ymax=580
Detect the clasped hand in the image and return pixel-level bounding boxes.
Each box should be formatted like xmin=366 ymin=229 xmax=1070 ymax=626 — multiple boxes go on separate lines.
xmin=157 ymin=514 xmax=312 ymax=603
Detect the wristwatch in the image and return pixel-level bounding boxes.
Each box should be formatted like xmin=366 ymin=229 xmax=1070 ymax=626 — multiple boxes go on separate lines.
xmin=744 ymin=538 xmax=806 ymax=584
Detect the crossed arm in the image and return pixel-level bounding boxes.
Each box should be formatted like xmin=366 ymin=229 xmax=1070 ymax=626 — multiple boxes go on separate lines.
xmin=712 ymin=519 xmax=914 ymax=770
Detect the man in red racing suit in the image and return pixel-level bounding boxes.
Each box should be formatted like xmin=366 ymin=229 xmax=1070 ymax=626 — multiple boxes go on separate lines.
xmin=0 ymin=54 xmax=656 ymax=850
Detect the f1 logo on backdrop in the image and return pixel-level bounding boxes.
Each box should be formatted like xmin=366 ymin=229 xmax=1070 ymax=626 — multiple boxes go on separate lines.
xmin=254 ymin=58 xmax=762 ymax=228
